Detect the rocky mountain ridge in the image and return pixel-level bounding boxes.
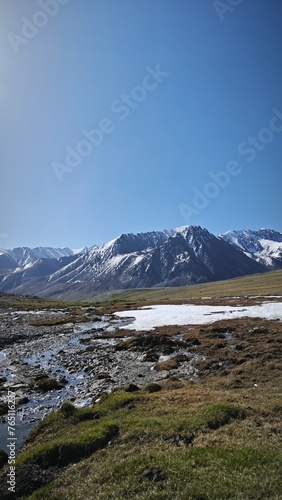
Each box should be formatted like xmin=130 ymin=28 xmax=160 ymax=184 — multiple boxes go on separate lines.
xmin=220 ymin=229 xmax=282 ymax=269
xmin=0 ymin=226 xmax=280 ymax=299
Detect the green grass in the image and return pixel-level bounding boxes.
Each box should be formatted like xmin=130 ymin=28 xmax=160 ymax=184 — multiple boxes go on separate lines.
xmin=13 ymin=382 xmax=282 ymax=499
xmin=31 ymin=446 xmax=282 ymax=500
xmin=92 ymin=269 xmax=282 ymax=305
xmin=17 ymin=415 xmax=119 ymax=468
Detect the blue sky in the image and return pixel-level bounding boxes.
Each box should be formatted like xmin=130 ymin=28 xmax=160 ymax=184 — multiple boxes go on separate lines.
xmin=0 ymin=0 xmax=281 ymax=249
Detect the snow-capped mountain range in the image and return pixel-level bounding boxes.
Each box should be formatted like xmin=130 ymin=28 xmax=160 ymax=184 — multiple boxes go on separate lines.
xmin=220 ymin=229 xmax=282 ymax=269
xmin=0 ymin=246 xmax=90 ymax=267
xmin=0 ymin=226 xmax=281 ymax=300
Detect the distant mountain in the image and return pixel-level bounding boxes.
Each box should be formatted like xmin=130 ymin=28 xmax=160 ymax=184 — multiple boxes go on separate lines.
xmin=0 ymin=251 xmax=18 ymax=273
xmin=0 ymin=255 xmax=78 ymax=293
xmin=220 ymin=229 xmax=282 ymax=269
xmin=0 ymin=226 xmax=270 ymax=299
xmin=0 ymin=245 xmax=92 ymax=267
xmin=0 ymin=246 xmax=90 ymax=295
xmin=7 ymin=246 xmax=78 ymax=266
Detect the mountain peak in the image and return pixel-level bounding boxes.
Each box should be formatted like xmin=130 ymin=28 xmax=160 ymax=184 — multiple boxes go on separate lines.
xmin=100 ymin=230 xmax=175 ymax=258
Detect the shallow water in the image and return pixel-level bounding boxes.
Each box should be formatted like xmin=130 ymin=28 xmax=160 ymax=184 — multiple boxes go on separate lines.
xmin=0 ymin=317 xmax=120 ymax=452
xmin=0 ymin=311 xmax=198 ymax=453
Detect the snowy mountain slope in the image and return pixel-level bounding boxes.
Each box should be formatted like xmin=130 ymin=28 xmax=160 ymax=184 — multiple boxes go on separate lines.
xmin=44 ymin=230 xmax=176 ymax=290
xmin=0 ymin=226 xmax=267 ymax=299
xmin=0 ymin=250 xmax=18 ymax=272
xmin=97 ymin=230 xmax=175 ymax=259
xmin=143 ymin=226 xmax=266 ymax=287
xmin=221 ymin=229 xmax=282 ymax=269
xmin=7 ymin=246 xmax=76 ymax=266
xmin=0 ymin=245 xmax=90 ymax=275
xmin=0 ymin=255 xmax=78 ymax=293
xmin=72 ymin=246 xmax=92 ymax=255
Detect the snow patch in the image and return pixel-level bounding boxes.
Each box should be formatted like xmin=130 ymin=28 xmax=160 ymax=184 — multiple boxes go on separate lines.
xmin=115 ymin=303 xmax=282 ymax=331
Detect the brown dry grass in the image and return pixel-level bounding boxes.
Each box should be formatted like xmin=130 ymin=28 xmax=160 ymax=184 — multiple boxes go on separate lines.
xmin=147 ymin=317 xmax=282 ymax=387
xmin=154 ymin=359 xmax=180 ymax=371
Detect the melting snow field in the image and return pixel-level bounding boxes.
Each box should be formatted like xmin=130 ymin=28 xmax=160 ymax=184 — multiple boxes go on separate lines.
xmin=115 ymin=302 xmax=282 ymax=331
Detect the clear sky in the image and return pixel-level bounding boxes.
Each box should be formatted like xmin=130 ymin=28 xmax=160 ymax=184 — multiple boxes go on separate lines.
xmin=0 ymin=0 xmax=281 ymax=249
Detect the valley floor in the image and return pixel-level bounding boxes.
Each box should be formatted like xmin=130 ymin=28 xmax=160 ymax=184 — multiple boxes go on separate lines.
xmin=0 ymin=293 xmax=281 ymax=499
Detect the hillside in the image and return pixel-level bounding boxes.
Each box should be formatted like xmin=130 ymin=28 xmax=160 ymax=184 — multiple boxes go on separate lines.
xmin=91 ymin=269 xmax=282 ymax=306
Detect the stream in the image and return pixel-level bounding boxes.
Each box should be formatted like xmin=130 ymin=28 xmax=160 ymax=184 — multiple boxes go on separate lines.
xmin=0 ymin=314 xmax=131 ymax=451
xmin=0 ymin=308 xmax=198 ymax=453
